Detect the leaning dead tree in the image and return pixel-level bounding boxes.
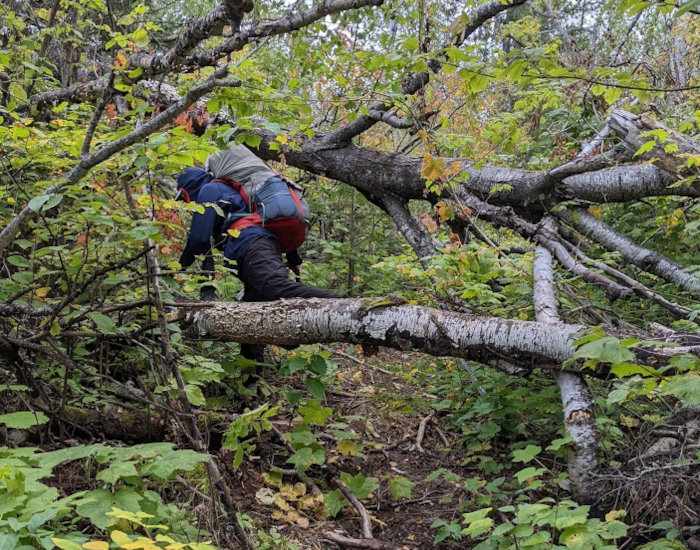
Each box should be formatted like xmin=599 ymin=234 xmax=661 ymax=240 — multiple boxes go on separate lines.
xmin=2 ymin=0 xmax=700 ymax=525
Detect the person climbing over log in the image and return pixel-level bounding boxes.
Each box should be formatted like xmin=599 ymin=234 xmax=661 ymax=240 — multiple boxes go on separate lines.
xmin=176 ymin=144 xmax=339 ymax=364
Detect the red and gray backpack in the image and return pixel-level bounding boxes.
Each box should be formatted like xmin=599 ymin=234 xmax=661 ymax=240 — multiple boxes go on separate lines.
xmin=206 ymin=145 xmax=310 ymax=253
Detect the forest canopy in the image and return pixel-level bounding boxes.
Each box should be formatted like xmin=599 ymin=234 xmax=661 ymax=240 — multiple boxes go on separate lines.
xmin=1 ymin=0 xmax=699 ymax=549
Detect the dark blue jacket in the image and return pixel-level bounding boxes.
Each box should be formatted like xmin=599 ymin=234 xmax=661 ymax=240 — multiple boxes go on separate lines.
xmin=178 ymin=170 xmax=275 ymax=268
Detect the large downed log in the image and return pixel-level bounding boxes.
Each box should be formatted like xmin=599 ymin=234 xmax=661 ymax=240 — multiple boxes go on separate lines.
xmin=181 ymin=298 xmax=698 ymax=369
xmin=182 ymin=298 xmax=581 ymax=366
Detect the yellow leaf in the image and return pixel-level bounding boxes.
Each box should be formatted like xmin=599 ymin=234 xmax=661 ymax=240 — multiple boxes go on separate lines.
xmin=276 ymin=134 xmax=288 ymax=145
xmin=337 ymin=440 xmax=358 ymax=456
xmin=227 ymin=228 xmax=241 ymax=238
xmin=297 ymin=493 xmax=324 ymax=511
xmin=115 ymin=52 xmax=128 ymax=68
xmin=619 ymin=414 xmax=638 ymax=428
xmin=293 ymin=482 xmax=307 ymax=497
xmin=83 ymin=542 xmax=109 ymax=550
xmin=274 ymin=495 xmax=291 ymax=511
xmin=587 ymin=205 xmax=602 ymax=218
xmin=35 ymin=287 xmax=50 ymax=298
xmin=605 ymin=509 xmax=627 ymax=522
xmin=110 ymin=531 xmax=131 ymax=545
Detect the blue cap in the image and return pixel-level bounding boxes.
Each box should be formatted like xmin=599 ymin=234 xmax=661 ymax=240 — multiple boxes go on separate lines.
xmin=175 ymin=167 xmax=213 ymax=203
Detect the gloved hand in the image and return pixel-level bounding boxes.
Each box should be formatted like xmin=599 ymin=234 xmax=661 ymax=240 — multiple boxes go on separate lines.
xmin=199 ymin=285 xmax=217 ymax=301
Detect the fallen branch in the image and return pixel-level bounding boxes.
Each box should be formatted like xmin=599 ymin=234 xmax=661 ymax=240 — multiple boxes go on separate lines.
xmin=412 ymin=413 xmax=434 ymax=454
xmin=332 ymin=478 xmax=374 ymax=539
xmin=534 ymin=219 xmax=601 ymax=505
xmin=320 ymin=531 xmax=402 ymax=550
xmin=557 ymin=207 xmax=700 ymax=295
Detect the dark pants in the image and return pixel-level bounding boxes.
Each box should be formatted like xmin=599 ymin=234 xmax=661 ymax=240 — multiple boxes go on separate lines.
xmin=237 ymin=237 xmax=338 ymax=362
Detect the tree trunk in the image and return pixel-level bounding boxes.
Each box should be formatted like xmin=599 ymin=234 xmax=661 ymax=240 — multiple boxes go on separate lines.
xmin=534 ymin=218 xmax=600 ymax=506
xmin=182 ymin=298 xmax=698 ymax=369
xmin=182 ymin=298 xmax=582 ymax=366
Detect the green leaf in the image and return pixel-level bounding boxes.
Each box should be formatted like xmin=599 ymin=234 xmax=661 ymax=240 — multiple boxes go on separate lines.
xmin=388 ymin=475 xmax=415 ymax=500
xmin=243 ymin=134 xmax=262 ymax=148
xmin=282 ymin=357 xmax=308 ymax=375
xmin=290 ymin=426 xmax=317 ymax=447
xmin=604 ymin=87 xmax=622 ymax=104
xmin=87 ymin=312 xmax=117 ymax=334
xmin=462 ymin=517 xmax=493 ymax=538
xmin=75 ymin=488 xmax=142 ymax=529
xmin=0 ymin=533 xmax=20 ymax=550
xmin=140 ymin=449 xmax=208 ymax=479
xmin=515 ymin=466 xmax=546 ymax=484
xmin=286 ymin=445 xmax=325 ymax=472
xmin=305 ymin=377 xmax=326 ymax=400
xmin=27 ymin=508 xmax=58 ymax=532
xmin=512 ymin=444 xmax=542 ymax=463
xmin=660 ymin=374 xmax=700 ymax=405
xmin=27 ymin=194 xmax=51 ymax=212
xmin=132 ymin=28 xmax=149 ymax=47
xmin=308 ymin=355 xmax=329 ymax=375
xmin=96 ymin=460 xmax=139 ymax=484
xmin=402 ymin=37 xmax=419 ymax=51
xmin=51 ymin=539 xmax=83 ymax=550
xmin=10 ymin=82 xmax=27 ymax=100
xmin=521 ymin=531 xmax=551 ymax=546
xmin=634 ymin=140 xmax=656 ymax=157
xmin=574 ymin=337 xmax=635 ymax=365
xmin=0 ymin=411 xmax=49 ymax=429
xmin=462 ymin=507 xmax=492 ymax=524
xmin=323 ymin=489 xmax=348 ymax=517
xmin=298 ymin=399 xmax=332 ymax=425
xmin=185 ymin=384 xmax=206 ymax=406
xmin=340 ymin=472 xmax=379 ymax=500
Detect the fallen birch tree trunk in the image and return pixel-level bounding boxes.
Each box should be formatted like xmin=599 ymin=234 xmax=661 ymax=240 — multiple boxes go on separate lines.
xmin=182 ymin=298 xmax=582 ymax=366
xmin=181 ymin=298 xmax=698 ymax=369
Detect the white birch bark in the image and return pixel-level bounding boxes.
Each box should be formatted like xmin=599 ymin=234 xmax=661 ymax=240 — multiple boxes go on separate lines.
xmin=183 ymin=298 xmax=583 ymax=366
xmin=182 ymin=298 xmax=698 ymax=368
xmin=558 ymin=208 xmax=700 ymax=294
xmin=534 ymin=218 xmax=600 ymax=505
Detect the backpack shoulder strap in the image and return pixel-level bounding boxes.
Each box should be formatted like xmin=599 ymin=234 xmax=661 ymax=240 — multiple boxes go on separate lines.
xmin=212 ymin=177 xmax=251 ymax=207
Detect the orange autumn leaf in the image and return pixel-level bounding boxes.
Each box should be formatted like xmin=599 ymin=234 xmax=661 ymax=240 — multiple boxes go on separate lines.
xmin=421 ymin=153 xmax=447 ymax=181
xmin=114 ymin=52 xmax=127 ymax=68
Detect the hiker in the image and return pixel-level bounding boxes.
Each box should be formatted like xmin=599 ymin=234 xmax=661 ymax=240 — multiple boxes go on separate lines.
xmin=176 ymin=145 xmax=338 ymax=363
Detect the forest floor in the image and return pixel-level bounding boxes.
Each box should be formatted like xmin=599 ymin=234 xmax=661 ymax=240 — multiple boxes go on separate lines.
xmin=223 ymin=346 xmax=503 ymax=550
xmin=27 ymin=344 xmax=699 ymax=550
